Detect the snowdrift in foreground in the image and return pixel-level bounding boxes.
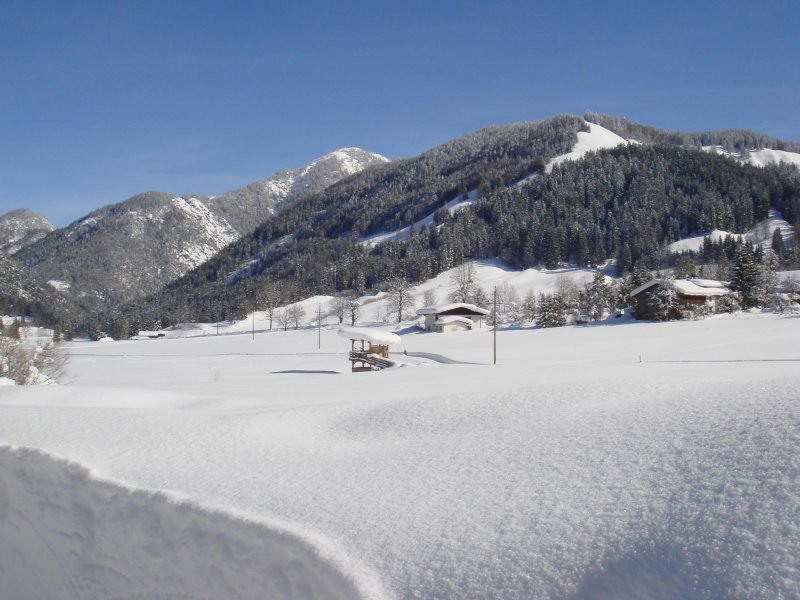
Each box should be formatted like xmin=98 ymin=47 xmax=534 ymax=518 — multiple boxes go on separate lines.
xmin=1 ymin=315 xmax=799 ymax=599
xmin=0 ymin=447 xmax=366 ymax=600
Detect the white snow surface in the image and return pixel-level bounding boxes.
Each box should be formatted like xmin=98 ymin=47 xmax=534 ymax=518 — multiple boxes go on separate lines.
xmin=1 ymin=305 xmax=799 ymax=599
xmin=703 ymin=144 xmax=800 ymax=169
xmin=668 ymin=209 xmax=795 ymax=253
xmin=545 ymin=122 xmax=630 ymax=173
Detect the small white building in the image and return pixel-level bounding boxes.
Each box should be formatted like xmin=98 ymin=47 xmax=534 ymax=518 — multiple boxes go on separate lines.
xmin=416 ymin=303 xmax=490 ymax=333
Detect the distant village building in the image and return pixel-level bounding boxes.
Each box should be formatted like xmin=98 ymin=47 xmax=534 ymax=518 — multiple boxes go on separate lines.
xmin=135 ymin=331 xmax=167 ymax=339
xmin=630 ymin=279 xmax=729 ymax=320
xmin=416 ymin=303 xmax=490 ymax=333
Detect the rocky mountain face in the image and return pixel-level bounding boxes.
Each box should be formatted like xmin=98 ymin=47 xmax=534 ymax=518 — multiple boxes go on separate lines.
xmin=8 ymin=149 xmax=387 ymax=312
xmin=13 ymin=192 xmax=240 ymax=308
xmin=0 ymin=253 xmax=77 ymax=329
xmin=205 ymin=148 xmax=388 ymax=235
xmin=0 ymin=209 xmax=55 ymax=255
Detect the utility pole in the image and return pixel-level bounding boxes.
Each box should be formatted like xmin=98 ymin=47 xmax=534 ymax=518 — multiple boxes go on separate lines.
xmin=250 ymin=279 xmax=258 ymax=341
xmin=493 ymin=285 xmax=497 ymax=365
xmin=317 ymin=304 xmax=322 ymax=349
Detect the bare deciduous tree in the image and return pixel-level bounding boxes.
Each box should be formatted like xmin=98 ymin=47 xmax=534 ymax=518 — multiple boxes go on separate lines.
xmin=288 ymin=304 xmax=306 ymax=330
xmin=0 ymin=335 xmax=67 ymax=385
xmin=277 ymin=307 xmax=291 ymax=331
xmin=448 ymin=262 xmax=478 ymax=303
xmin=387 ymin=277 xmax=414 ymax=323
xmin=260 ymin=282 xmax=282 ymax=330
xmin=422 ymin=288 xmax=438 ymax=307
xmin=348 ymin=299 xmax=361 ymax=325
xmin=331 ymin=295 xmax=349 ymax=324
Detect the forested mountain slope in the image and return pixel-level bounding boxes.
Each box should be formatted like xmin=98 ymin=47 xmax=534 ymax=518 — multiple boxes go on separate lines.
xmin=127 ymin=120 xmax=800 ymax=330
xmin=585 ymin=111 xmax=800 ymax=155
xmin=0 ymin=253 xmax=79 ymax=330
xmin=13 ymin=192 xmax=239 ymax=309
xmin=126 ymin=116 xmax=587 ymax=323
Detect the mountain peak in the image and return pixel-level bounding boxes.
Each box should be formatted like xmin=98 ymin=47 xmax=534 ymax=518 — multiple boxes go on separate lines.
xmin=204 ymin=147 xmax=388 ymax=235
xmin=0 ymin=208 xmax=55 ymax=255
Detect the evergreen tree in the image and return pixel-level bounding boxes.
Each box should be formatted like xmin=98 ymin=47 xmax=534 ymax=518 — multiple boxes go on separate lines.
xmin=583 ymin=270 xmax=611 ymax=321
xmin=771 ymin=228 xmax=785 ymax=257
xmin=522 ymin=289 xmax=537 ymax=323
xmin=536 ymin=293 xmax=566 ymax=328
xmin=730 ymin=246 xmax=762 ymax=308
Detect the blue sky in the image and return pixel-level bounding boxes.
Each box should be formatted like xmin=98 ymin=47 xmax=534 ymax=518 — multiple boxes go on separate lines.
xmin=2 ymin=1 xmax=798 ymax=226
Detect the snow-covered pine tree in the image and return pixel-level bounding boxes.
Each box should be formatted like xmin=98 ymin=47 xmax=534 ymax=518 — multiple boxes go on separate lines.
xmin=584 ymin=270 xmax=611 ymax=321
xmin=536 ymin=293 xmax=566 ymax=328
xmin=730 ymin=245 xmax=761 ymax=308
xmin=642 ymin=279 xmax=677 ymax=321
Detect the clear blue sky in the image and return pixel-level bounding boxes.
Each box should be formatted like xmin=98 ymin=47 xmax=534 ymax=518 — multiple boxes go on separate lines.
xmin=2 ymin=0 xmax=798 ymax=226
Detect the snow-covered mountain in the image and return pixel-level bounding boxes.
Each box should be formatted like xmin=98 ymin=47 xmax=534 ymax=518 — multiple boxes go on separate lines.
xmin=9 ymin=149 xmax=387 ymax=308
xmin=12 ymin=192 xmax=239 ymax=307
xmin=205 ymin=147 xmax=388 ymax=234
xmin=0 ymin=209 xmax=54 ymax=255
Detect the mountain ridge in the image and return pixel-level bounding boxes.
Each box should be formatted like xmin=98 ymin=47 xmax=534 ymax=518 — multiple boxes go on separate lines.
xmin=3 ymin=113 xmax=800 ymax=334
xmin=8 ymin=148 xmax=386 ymax=313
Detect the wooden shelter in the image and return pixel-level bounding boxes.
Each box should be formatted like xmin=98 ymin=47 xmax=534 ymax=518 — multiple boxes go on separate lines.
xmin=338 ymin=327 xmax=402 ymax=372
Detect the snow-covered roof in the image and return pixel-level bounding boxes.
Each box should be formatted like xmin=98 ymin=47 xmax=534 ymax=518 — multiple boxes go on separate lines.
xmin=416 ymin=303 xmax=490 ymax=316
xmin=687 ymin=278 xmax=728 ymax=289
xmin=337 ymin=326 xmax=401 ymax=345
xmin=631 ymin=279 xmax=730 ymax=298
xmin=434 ymin=316 xmax=474 ymax=326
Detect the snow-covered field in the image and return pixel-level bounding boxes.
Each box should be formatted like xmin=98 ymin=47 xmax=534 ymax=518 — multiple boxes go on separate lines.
xmin=1 ymin=307 xmax=799 ymax=599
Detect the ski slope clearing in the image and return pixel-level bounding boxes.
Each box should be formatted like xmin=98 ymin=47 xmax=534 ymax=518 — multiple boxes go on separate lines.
xmin=703 ymin=144 xmax=800 ymax=169
xmin=667 ymin=209 xmax=795 ymax=253
xmin=1 ymin=313 xmax=799 ymax=599
xmin=358 ymin=189 xmax=478 ymax=248
xmin=545 ymin=122 xmax=630 ymax=173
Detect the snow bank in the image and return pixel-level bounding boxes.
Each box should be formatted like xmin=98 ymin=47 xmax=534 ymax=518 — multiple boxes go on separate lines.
xmin=0 ymin=446 xmax=366 ymax=600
